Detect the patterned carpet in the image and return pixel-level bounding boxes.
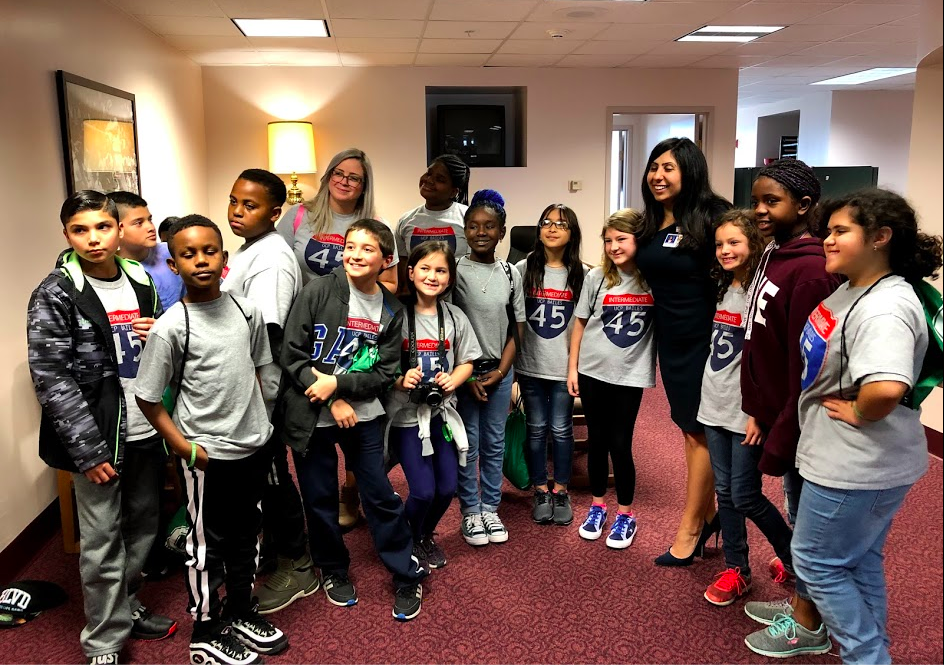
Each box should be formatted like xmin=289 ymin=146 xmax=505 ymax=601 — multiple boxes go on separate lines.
xmin=2 ymin=379 xmax=942 ymax=664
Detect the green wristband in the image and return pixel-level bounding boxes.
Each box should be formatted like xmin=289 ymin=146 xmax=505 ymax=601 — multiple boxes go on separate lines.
xmin=188 ymin=442 xmax=197 ymax=469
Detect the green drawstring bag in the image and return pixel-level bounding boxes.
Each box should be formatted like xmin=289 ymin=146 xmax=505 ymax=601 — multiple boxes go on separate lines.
xmin=503 ymin=394 xmax=531 ymax=491
xmin=905 ymin=279 xmax=943 ymax=408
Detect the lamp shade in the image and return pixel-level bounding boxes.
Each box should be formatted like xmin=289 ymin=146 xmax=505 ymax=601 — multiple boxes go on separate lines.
xmin=268 ymin=121 xmax=316 ymax=175
xmin=83 ymin=120 xmax=136 ymax=172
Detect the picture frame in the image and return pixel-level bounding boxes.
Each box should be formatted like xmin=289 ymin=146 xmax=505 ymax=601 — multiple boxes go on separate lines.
xmin=56 ymin=70 xmax=141 ymax=196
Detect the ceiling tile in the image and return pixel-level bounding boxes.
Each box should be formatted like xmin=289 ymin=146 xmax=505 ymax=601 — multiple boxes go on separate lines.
xmin=247 ymin=37 xmax=339 ymax=52
xmin=647 ymin=40 xmax=737 ymax=56
xmin=430 ymin=0 xmax=540 ymax=22
xmin=335 ymin=37 xmax=418 ymax=53
xmin=710 ymin=2 xmax=842 ymax=25
xmin=162 ymin=34 xmax=251 ymax=50
xmin=752 ymin=54 xmax=849 ymax=67
xmin=622 ymin=54 xmax=704 ymax=68
xmin=524 ymin=1 xmax=647 ymax=23
xmin=134 ymin=15 xmax=243 ymax=36
xmin=555 ymin=53 xmax=632 ymax=67
xmin=340 ymin=52 xmax=415 ymax=66
xmin=730 ymin=40 xmax=819 ymax=56
xmin=424 ymin=21 xmax=518 ymax=39
xmin=509 ymin=22 xmax=609 ymax=40
xmin=418 ymin=38 xmax=503 ymax=54
xmin=485 ymin=53 xmax=564 ymax=67
xmin=415 ymin=53 xmax=491 ymax=66
xmin=185 ymin=50 xmax=266 ymax=65
xmin=836 ymin=25 xmax=918 ymax=43
xmin=262 ymin=51 xmax=342 ymax=66
xmin=572 ymin=40 xmax=663 ymax=55
xmin=591 ymin=23 xmax=690 ymax=41
xmin=329 ymin=19 xmax=425 ymax=38
xmin=886 ymin=15 xmax=921 ymax=28
xmin=614 ymin=1 xmax=743 ymax=24
xmin=832 ymin=53 xmax=920 ymax=68
xmin=215 ymin=0 xmax=325 ymax=18
xmin=497 ymin=39 xmax=580 ymax=55
xmin=108 ymin=0 xmax=224 ymax=17
xmin=801 ymin=4 xmax=919 ymax=25
xmin=690 ymin=55 xmax=771 ymax=68
xmin=325 ymin=0 xmax=432 ymax=20
xmin=762 ymin=24 xmax=874 ymax=42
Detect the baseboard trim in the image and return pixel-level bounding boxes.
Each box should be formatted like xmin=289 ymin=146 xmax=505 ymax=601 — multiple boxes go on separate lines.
xmin=0 ymin=499 xmax=60 ymax=586
xmin=927 ymin=425 xmax=943 ymax=459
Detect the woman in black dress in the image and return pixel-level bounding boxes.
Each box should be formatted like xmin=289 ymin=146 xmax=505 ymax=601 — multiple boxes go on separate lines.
xmin=634 ymin=138 xmax=731 ymax=566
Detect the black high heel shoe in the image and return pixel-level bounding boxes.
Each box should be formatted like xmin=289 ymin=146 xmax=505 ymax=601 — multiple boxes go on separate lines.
xmin=694 ymin=514 xmax=721 ymax=557
xmin=654 ymin=524 xmax=706 ymax=567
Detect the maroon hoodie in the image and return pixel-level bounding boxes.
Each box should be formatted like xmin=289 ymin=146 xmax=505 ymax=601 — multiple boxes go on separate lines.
xmin=740 ymin=236 xmax=841 ymax=476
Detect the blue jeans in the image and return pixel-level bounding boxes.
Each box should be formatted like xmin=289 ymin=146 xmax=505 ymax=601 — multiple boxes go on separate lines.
xmin=792 ymin=480 xmax=911 ymax=665
xmin=518 ymin=374 xmax=575 ymax=487
xmin=704 ymin=425 xmax=794 ymax=579
xmin=456 ymin=369 xmax=514 ymax=514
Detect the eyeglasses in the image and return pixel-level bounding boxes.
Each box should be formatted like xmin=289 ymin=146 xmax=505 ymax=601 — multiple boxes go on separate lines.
xmin=538 ymin=219 xmax=570 ymax=230
xmin=330 ymin=169 xmax=365 ymax=186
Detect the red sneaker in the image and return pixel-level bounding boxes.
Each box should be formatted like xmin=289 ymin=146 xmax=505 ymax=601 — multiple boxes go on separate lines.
xmin=704 ymin=568 xmax=752 ymax=606
xmin=769 ymin=556 xmax=795 ymax=585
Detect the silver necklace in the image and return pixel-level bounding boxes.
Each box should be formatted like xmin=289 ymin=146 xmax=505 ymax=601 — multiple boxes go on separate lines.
xmin=462 ymin=256 xmax=499 ymax=293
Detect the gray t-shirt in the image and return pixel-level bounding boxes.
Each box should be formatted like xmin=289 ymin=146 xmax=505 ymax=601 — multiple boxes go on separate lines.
xmin=396 ymin=202 xmax=469 ymax=258
xmin=514 ymin=260 xmax=587 ymax=382
xmin=87 ymin=272 xmax=156 ymax=444
xmin=135 ymin=294 xmax=273 ymax=460
xmin=385 ymin=302 xmax=482 ymax=427
xmin=574 ymin=266 xmax=656 ymax=388
xmin=697 ymin=286 xmax=749 ymax=434
xmin=796 ymin=276 xmax=929 ymax=490
xmin=452 ymin=257 xmax=526 ymax=361
xmin=277 ymin=204 xmax=397 ymax=284
xmin=316 ymin=282 xmax=387 ymax=427
xmin=221 ymin=231 xmax=303 ymax=417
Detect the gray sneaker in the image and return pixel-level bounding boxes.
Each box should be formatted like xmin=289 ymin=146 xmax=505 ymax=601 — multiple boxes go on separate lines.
xmin=255 ymin=552 xmax=320 ymax=615
xmin=552 ymin=490 xmax=573 ymax=526
xmin=744 ymin=613 xmax=832 ymax=659
xmin=745 ymin=597 xmax=794 ymax=626
xmin=532 ymin=489 xmax=553 ymax=523
xmin=481 ymin=511 xmax=509 ymax=543
xmin=461 ymin=513 xmax=488 ymax=546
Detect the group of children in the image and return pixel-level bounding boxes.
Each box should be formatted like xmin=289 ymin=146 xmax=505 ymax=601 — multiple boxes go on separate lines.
xmin=28 ymin=143 xmax=940 ymax=665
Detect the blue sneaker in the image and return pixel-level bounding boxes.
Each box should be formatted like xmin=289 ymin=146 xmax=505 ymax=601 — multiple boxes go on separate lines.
xmin=605 ymin=513 xmax=637 ymax=549
xmin=578 ymin=505 xmax=607 ymax=540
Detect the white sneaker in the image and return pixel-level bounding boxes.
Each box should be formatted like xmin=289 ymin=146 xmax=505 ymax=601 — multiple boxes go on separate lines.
xmin=481 ymin=511 xmax=509 ymax=543
xmin=461 ymin=513 xmax=488 ymax=546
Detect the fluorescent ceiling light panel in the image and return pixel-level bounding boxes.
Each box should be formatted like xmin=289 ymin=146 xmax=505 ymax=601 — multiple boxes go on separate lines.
xmin=811 ymin=67 xmax=917 ymax=85
xmin=677 ymin=25 xmax=784 ymax=43
xmin=233 ymin=19 xmax=329 ymax=37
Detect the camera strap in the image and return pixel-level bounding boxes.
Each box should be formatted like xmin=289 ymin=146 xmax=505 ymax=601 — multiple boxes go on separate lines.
xmin=407 ymin=301 xmax=447 ymax=373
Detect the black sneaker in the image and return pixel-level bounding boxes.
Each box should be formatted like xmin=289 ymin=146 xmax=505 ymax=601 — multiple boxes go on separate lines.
xmin=420 ymin=535 xmax=447 ymax=569
xmin=87 ymin=654 xmax=119 ymax=665
xmin=411 ymin=542 xmax=428 ymax=570
xmin=552 ymin=490 xmax=574 ymax=526
xmin=322 ymin=573 xmax=358 ymax=607
xmin=130 ymin=604 xmax=178 ymax=641
xmin=190 ymin=624 xmax=261 ymax=665
xmin=392 ymin=584 xmax=422 ymax=621
xmin=532 ymin=489 xmax=553 ymax=524
xmin=230 ymin=610 xmax=288 ymax=655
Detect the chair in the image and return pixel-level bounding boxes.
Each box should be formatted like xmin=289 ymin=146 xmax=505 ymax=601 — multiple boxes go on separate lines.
xmin=506 ymin=225 xmax=536 ymax=265
xmin=57 ymin=470 xmax=80 ymax=553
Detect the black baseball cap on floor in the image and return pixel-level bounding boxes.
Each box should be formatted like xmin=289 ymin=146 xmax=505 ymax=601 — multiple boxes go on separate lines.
xmin=0 ymin=580 xmax=68 ymax=628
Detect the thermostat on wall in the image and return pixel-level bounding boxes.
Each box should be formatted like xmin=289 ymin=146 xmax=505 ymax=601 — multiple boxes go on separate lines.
xmin=568 ymin=180 xmax=582 ymax=192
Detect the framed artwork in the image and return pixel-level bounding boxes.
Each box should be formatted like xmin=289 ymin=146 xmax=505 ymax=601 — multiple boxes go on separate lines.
xmin=56 ymin=70 xmax=141 ymax=195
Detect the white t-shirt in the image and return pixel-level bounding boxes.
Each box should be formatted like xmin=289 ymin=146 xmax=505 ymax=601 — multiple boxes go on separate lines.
xmin=573 ymin=266 xmax=656 ymax=388
xmin=87 ymin=272 xmax=156 ymax=444
xmin=396 ymin=202 xmax=468 ymax=258
xmin=221 ymin=231 xmax=303 ymax=416
xmin=697 ymin=286 xmax=749 ymax=434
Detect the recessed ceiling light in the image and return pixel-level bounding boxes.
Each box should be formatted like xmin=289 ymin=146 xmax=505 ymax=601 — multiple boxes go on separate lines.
xmin=677 ymin=25 xmax=784 ymax=43
xmin=811 ymin=67 xmax=917 ymax=85
xmin=233 ymin=18 xmax=329 ymax=38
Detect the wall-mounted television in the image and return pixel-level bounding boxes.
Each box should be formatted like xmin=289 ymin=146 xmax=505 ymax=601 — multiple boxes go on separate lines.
xmin=435 ymin=105 xmax=506 ymax=167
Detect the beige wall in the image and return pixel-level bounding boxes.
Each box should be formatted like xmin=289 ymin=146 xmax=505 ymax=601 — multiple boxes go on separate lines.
xmin=0 ymin=0 xmax=207 ymax=552
xmin=202 ymin=66 xmax=738 ymax=261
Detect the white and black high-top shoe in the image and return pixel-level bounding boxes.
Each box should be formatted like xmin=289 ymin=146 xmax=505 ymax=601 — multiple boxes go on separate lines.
xmin=190 ymin=624 xmax=261 ymax=665
xmin=229 ymin=610 xmax=288 ymax=655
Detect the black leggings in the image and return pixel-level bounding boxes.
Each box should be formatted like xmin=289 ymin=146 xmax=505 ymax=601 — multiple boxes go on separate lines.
xmin=578 ymin=374 xmax=644 ymax=506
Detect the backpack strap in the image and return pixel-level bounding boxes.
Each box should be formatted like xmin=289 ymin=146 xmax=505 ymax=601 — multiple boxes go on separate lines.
xmin=292 ymin=205 xmax=306 ymax=234
xmin=499 ymin=260 xmax=521 ymax=354
xmin=902 ymin=279 xmax=944 ymax=409
xmin=587 ymin=272 xmax=606 ymax=317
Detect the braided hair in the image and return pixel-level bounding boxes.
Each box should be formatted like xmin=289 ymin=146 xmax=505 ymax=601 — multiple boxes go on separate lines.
xmin=755 ymin=159 xmax=821 ymax=233
xmin=430 ymin=154 xmax=471 ymax=205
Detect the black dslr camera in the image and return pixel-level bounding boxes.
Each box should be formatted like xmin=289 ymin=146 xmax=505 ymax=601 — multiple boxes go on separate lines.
xmin=410 ymin=382 xmax=445 ymax=408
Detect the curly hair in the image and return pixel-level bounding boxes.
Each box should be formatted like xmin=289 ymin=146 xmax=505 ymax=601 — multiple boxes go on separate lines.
xmin=709 ymin=209 xmax=767 ymax=302
xmin=819 ymin=188 xmax=943 ymax=283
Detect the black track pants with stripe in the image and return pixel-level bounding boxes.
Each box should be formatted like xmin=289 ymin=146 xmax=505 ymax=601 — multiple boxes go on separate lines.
xmin=180 ymin=445 xmax=269 ymax=623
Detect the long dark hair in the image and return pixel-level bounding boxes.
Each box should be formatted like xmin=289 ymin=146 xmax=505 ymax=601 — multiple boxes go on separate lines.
xmin=709 ymin=209 xmax=766 ymax=302
xmin=639 ymin=137 xmax=730 ymax=251
xmin=524 ymin=204 xmax=584 ymax=301
xmin=819 ymin=189 xmax=943 ymax=284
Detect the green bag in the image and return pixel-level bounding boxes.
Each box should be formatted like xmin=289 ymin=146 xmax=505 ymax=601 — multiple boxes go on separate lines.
xmin=905 ymin=279 xmax=943 ymax=408
xmin=502 ymin=394 xmax=531 ymax=491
